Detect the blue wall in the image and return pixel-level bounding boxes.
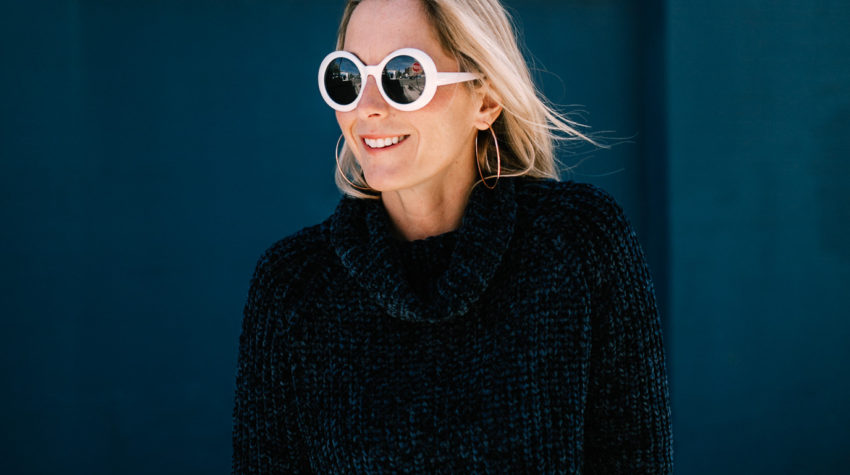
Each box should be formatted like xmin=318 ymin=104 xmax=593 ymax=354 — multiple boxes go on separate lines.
xmin=668 ymin=1 xmax=850 ymax=472
xmin=0 ymin=1 xmax=847 ymax=473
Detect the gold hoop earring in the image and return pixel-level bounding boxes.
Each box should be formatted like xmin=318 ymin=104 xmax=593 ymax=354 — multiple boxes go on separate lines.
xmin=335 ymin=134 xmax=374 ymax=192
xmin=475 ymin=125 xmax=501 ymax=190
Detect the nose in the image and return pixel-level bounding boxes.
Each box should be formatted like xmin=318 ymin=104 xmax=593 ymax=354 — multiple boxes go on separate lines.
xmin=357 ymin=75 xmax=390 ymax=118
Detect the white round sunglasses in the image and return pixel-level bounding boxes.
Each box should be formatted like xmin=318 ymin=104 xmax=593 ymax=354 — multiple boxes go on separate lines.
xmin=318 ymin=48 xmax=479 ymax=112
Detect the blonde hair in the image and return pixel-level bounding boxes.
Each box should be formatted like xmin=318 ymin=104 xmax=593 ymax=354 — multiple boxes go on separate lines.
xmin=334 ymin=0 xmax=596 ymax=199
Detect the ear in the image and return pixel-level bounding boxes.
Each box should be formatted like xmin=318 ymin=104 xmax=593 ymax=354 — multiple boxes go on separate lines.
xmin=472 ymin=81 xmax=503 ymax=131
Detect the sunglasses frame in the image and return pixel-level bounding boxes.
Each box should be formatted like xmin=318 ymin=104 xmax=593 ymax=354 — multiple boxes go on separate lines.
xmin=318 ymin=47 xmax=479 ymax=112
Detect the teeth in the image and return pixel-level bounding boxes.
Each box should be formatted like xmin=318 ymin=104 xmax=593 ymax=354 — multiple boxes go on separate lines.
xmin=364 ymin=135 xmax=407 ymax=149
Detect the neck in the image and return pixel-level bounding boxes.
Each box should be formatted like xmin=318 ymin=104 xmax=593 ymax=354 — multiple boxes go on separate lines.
xmin=380 ymin=169 xmax=476 ymax=242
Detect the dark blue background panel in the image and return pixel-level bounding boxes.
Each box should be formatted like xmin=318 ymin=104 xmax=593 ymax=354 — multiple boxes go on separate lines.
xmin=668 ymin=1 xmax=850 ymax=473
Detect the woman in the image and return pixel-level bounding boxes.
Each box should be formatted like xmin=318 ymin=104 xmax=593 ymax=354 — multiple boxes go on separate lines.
xmin=233 ymin=0 xmax=673 ymax=473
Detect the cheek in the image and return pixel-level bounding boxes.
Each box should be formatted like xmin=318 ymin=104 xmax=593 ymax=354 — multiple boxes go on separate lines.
xmin=423 ymin=87 xmax=476 ymax=129
xmin=419 ymin=97 xmax=475 ymax=144
xmin=337 ymin=111 xmax=363 ymax=141
xmin=335 ymin=111 xmax=351 ymax=134
xmin=335 ymin=112 xmax=361 ymax=159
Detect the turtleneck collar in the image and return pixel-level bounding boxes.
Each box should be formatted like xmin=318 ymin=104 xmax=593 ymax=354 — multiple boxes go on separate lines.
xmin=329 ymin=178 xmax=518 ymax=323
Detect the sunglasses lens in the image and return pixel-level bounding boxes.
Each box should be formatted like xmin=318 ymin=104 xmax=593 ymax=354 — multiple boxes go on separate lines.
xmin=381 ymin=55 xmax=426 ymax=105
xmin=324 ymin=57 xmax=362 ymax=106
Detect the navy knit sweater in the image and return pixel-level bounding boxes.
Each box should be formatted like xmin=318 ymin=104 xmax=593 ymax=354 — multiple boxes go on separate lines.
xmin=232 ymin=177 xmax=673 ymax=474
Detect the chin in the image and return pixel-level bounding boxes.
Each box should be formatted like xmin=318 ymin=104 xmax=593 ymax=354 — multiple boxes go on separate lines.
xmin=362 ymin=174 xmax=408 ymax=193
xmin=360 ymin=165 xmax=417 ymax=193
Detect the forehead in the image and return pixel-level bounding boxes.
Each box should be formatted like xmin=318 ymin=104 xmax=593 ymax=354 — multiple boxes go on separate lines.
xmin=344 ymin=0 xmax=444 ymax=64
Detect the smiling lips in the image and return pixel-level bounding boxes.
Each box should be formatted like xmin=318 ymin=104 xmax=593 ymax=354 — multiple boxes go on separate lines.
xmin=363 ymin=135 xmax=409 ymax=149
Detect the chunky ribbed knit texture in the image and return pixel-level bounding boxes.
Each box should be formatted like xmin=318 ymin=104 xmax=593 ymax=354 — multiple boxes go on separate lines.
xmin=232 ymin=177 xmax=673 ymax=474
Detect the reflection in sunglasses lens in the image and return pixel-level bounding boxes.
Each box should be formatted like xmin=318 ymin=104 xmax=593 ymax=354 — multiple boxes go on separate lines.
xmin=325 ymin=57 xmax=361 ymax=105
xmin=382 ymin=55 xmax=426 ymax=104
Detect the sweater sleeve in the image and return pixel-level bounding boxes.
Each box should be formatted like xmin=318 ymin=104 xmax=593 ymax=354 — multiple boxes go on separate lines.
xmin=578 ymin=186 xmax=674 ymax=474
xmin=232 ymin=246 xmax=312 ymax=474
